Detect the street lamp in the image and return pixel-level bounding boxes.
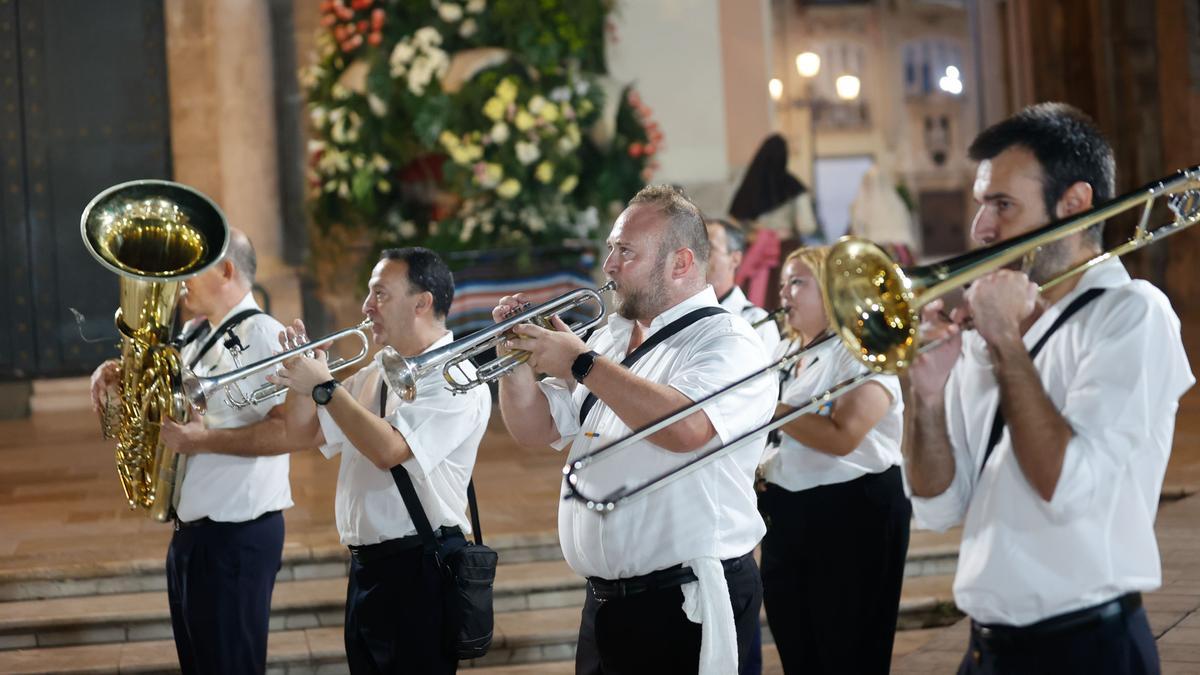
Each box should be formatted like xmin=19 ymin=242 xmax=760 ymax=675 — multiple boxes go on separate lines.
xmin=771 ymin=50 xmax=862 ymax=242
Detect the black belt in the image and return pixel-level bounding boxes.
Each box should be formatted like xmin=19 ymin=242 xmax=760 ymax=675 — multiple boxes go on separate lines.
xmin=174 ymin=509 xmax=279 ymax=531
xmin=972 ymin=592 xmax=1142 ymax=649
xmin=348 ymin=526 xmax=463 ymax=564
xmin=588 ymin=553 xmax=751 ymax=601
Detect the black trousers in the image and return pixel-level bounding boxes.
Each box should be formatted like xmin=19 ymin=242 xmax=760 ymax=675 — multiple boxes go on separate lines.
xmin=575 ymin=552 xmax=763 ymax=675
xmin=957 ymin=604 xmax=1159 ymax=675
xmin=344 ymin=535 xmax=465 ymax=675
xmin=166 ymin=510 xmax=285 ymax=675
xmin=759 ymin=466 xmax=911 ymax=675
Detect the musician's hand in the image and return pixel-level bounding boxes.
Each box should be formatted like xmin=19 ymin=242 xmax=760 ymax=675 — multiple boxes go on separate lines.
xmin=506 ymin=315 xmax=588 ymax=380
xmin=267 ymin=339 xmax=333 ymax=395
xmin=160 ymin=415 xmax=207 ymax=455
xmin=90 ymin=360 xmax=120 ymax=414
xmin=965 ymin=270 xmax=1037 ymax=348
xmin=906 ymin=299 xmax=966 ymax=400
xmin=492 ymin=294 xmax=529 ymax=357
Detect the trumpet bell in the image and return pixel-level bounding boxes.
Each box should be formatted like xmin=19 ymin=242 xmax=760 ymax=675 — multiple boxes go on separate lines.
xmin=824 ymin=238 xmax=918 ymax=374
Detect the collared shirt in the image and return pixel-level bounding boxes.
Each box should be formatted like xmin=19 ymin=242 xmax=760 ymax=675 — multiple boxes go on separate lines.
xmin=318 ymin=332 xmax=491 ymax=547
xmin=719 ymin=285 xmax=781 ymax=356
xmin=539 ymin=286 xmax=776 ymax=579
xmin=763 ymin=335 xmax=903 ymax=492
xmin=176 ymin=293 xmax=294 ymax=523
xmin=908 ymin=259 xmax=1194 ymax=626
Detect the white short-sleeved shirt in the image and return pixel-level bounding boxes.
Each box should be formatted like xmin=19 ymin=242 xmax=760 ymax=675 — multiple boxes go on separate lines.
xmin=907 ymin=259 xmax=1195 ymax=625
xmin=176 ymin=293 xmax=294 ymax=523
xmin=763 ymin=335 xmax=903 ymax=492
xmin=719 ymin=285 xmax=781 ymax=356
xmin=540 ymin=286 xmax=777 ymax=580
xmin=318 ymin=332 xmax=492 ymax=547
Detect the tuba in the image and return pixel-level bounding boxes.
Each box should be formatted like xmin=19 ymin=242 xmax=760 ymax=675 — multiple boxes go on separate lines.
xmin=82 ymin=180 xmax=229 ymax=522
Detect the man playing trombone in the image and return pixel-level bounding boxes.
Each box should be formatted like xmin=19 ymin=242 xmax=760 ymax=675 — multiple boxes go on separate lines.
xmin=268 ymin=247 xmax=491 ymax=674
xmin=903 ymin=103 xmax=1193 ymax=674
xmin=495 ymin=185 xmax=776 ymax=674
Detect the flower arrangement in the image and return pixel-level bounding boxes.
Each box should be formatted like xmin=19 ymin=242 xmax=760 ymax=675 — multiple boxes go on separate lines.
xmin=304 ymin=0 xmax=662 ymax=263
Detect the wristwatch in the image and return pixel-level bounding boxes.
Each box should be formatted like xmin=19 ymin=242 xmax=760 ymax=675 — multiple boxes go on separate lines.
xmin=312 ymin=379 xmax=340 ymax=406
xmin=571 ymin=351 xmax=600 ymax=383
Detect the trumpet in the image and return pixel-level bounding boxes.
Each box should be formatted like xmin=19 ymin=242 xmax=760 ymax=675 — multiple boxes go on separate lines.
xmin=381 ymin=281 xmax=615 ymax=401
xmin=563 ymin=165 xmax=1200 ymax=512
xmin=181 ymin=320 xmax=372 ymax=414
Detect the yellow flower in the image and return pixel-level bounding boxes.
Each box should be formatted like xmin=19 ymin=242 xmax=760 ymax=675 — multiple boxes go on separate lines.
xmin=514 ymin=109 xmax=536 ymax=131
xmin=439 ymin=130 xmax=459 ymax=148
xmin=578 ymin=99 xmax=594 ymax=115
xmin=461 ymin=143 xmax=483 ymax=162
xmin=483 ymin=97 xmax=506 ymax=121
xmin=559 ymin=175 xmax=578 ymax=194
xmin=496 ymin=178 xmax=521 ymax=198
xmin=539 ymin=102 xmax=559 ymax=123
xmin=535 ymin=161 xmax=554 ymax=183
xmin=496 ymin=78 xmax=518 ymax=104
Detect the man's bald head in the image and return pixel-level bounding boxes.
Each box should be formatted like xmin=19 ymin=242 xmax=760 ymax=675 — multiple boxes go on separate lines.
xmin=226 ymin=228 xmax=257 ymax=286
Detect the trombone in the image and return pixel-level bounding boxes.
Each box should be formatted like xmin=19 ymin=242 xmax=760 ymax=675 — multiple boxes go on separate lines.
xmin=181 ymin=320 xmax=373 ymax=415
xmin=564 ymin=165 xmax=1200 ymax=512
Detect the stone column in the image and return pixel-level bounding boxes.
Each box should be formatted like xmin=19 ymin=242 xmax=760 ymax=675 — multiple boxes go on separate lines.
xmin=164 ymin=0 xmax=301 ymax=323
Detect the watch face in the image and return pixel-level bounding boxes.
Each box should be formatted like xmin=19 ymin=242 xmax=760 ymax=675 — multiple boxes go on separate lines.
xmin=313 ymin=382 xmax=335 ymax=404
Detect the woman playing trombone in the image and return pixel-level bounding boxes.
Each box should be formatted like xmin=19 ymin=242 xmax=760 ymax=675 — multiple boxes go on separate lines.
xmin=758 ymin=246 xmax=911 ymax=674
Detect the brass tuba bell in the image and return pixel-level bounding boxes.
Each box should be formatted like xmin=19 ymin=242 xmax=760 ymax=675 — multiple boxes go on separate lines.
xmin=82 ymin=180 xmax=229 ymax=521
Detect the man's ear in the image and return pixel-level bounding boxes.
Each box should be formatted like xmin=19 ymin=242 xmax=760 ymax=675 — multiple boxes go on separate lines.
xmin=221 ymin=259 xmax=237 ymax=281
xmin=672 ymin=248 xmax=695 ymax=279
xmin=730 ymin=250 xmax=743 ymax=270
xmin=414 ymin=290 xmax=433 ymax=315
xmin=1055 ymin=181 xmax=1094 ymax=220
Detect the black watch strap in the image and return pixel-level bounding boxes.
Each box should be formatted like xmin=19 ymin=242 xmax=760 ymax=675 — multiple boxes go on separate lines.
xmin=571 ymin=351 xmax=599 ymax=383
xmin=312 ymin=379 xmax=340 ymax=405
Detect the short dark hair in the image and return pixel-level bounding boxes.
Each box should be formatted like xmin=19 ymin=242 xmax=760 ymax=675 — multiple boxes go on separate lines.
xmin=379 ymin=247 xmax=455 ymax=318
xmin=628 ymin=184 xmax=710 ymax=266
xmin=708 ymin=217 xmax=747 ymax=255
xmin=227 ymin=231 xmax=257 ymax=284
xmin=968 ymin=102 xmax=1115 ymax=246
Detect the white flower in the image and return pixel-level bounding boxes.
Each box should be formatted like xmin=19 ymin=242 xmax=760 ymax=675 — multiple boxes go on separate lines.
xmin=558 ymin=136 xmax=577 ymax=153
xmin=398 ymin=220 xmax=418 ymax=238
xmin=490 ymin=122 xmax=510 ymax=144
xmin=309 ymin=106 xmax=328 ymax=129
xmin=408 ymin=57 xmax=435 ymax=95
xmin=352 ymin=155 xmax=365 ymax=169
xmin=331 ymin=83 xmax=351 ymax=100
xmin=527 ymin=212 xmax=546 ymax=232
xmin=460 ymin=216 xmax=478 ymax=242
xmin=515 ymin=140 xmax=540 ymax=165
xmin=528 ymin=95 xmax=547 ymax=114
xmin=372 ymin=154 xmax=391 ymax=172
xmin=413 ymin=27 xmax=443 ymax=49
xmin=459 ymin=18 xmax=477 ymax=38
xmin=549 ymin=86 xmax=571 ymax=103
xmin=437 ymin=2 xmax=463 ymax=22
xmin=338 ymin=181 xmax=350 ymax=198
xmin=389 ymin=41 xmax=416 ymax=76
xmin=466 ymin=0 xmax=486 ymax=13
xmin=368 ymin=94 xmax=387 ymax=117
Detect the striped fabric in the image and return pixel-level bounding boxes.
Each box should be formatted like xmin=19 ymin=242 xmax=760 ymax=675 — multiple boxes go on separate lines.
xmin=447 ymin=269 xmax=597 ymax=336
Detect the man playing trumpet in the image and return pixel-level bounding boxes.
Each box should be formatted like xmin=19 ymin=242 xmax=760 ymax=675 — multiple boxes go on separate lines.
xmin=268 ymin=247 xmax=491 ymax=674
xmin=496 ymin=185 xmax=776 ymax=674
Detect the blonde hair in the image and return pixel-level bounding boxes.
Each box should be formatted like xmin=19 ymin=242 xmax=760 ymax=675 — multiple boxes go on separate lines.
xmin=780 ymin=246 xmax=830 ymax=341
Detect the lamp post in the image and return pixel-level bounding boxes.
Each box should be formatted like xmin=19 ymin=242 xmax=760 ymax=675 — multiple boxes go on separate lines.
xmin=767 ymin=52 xmax=861 ymax=241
